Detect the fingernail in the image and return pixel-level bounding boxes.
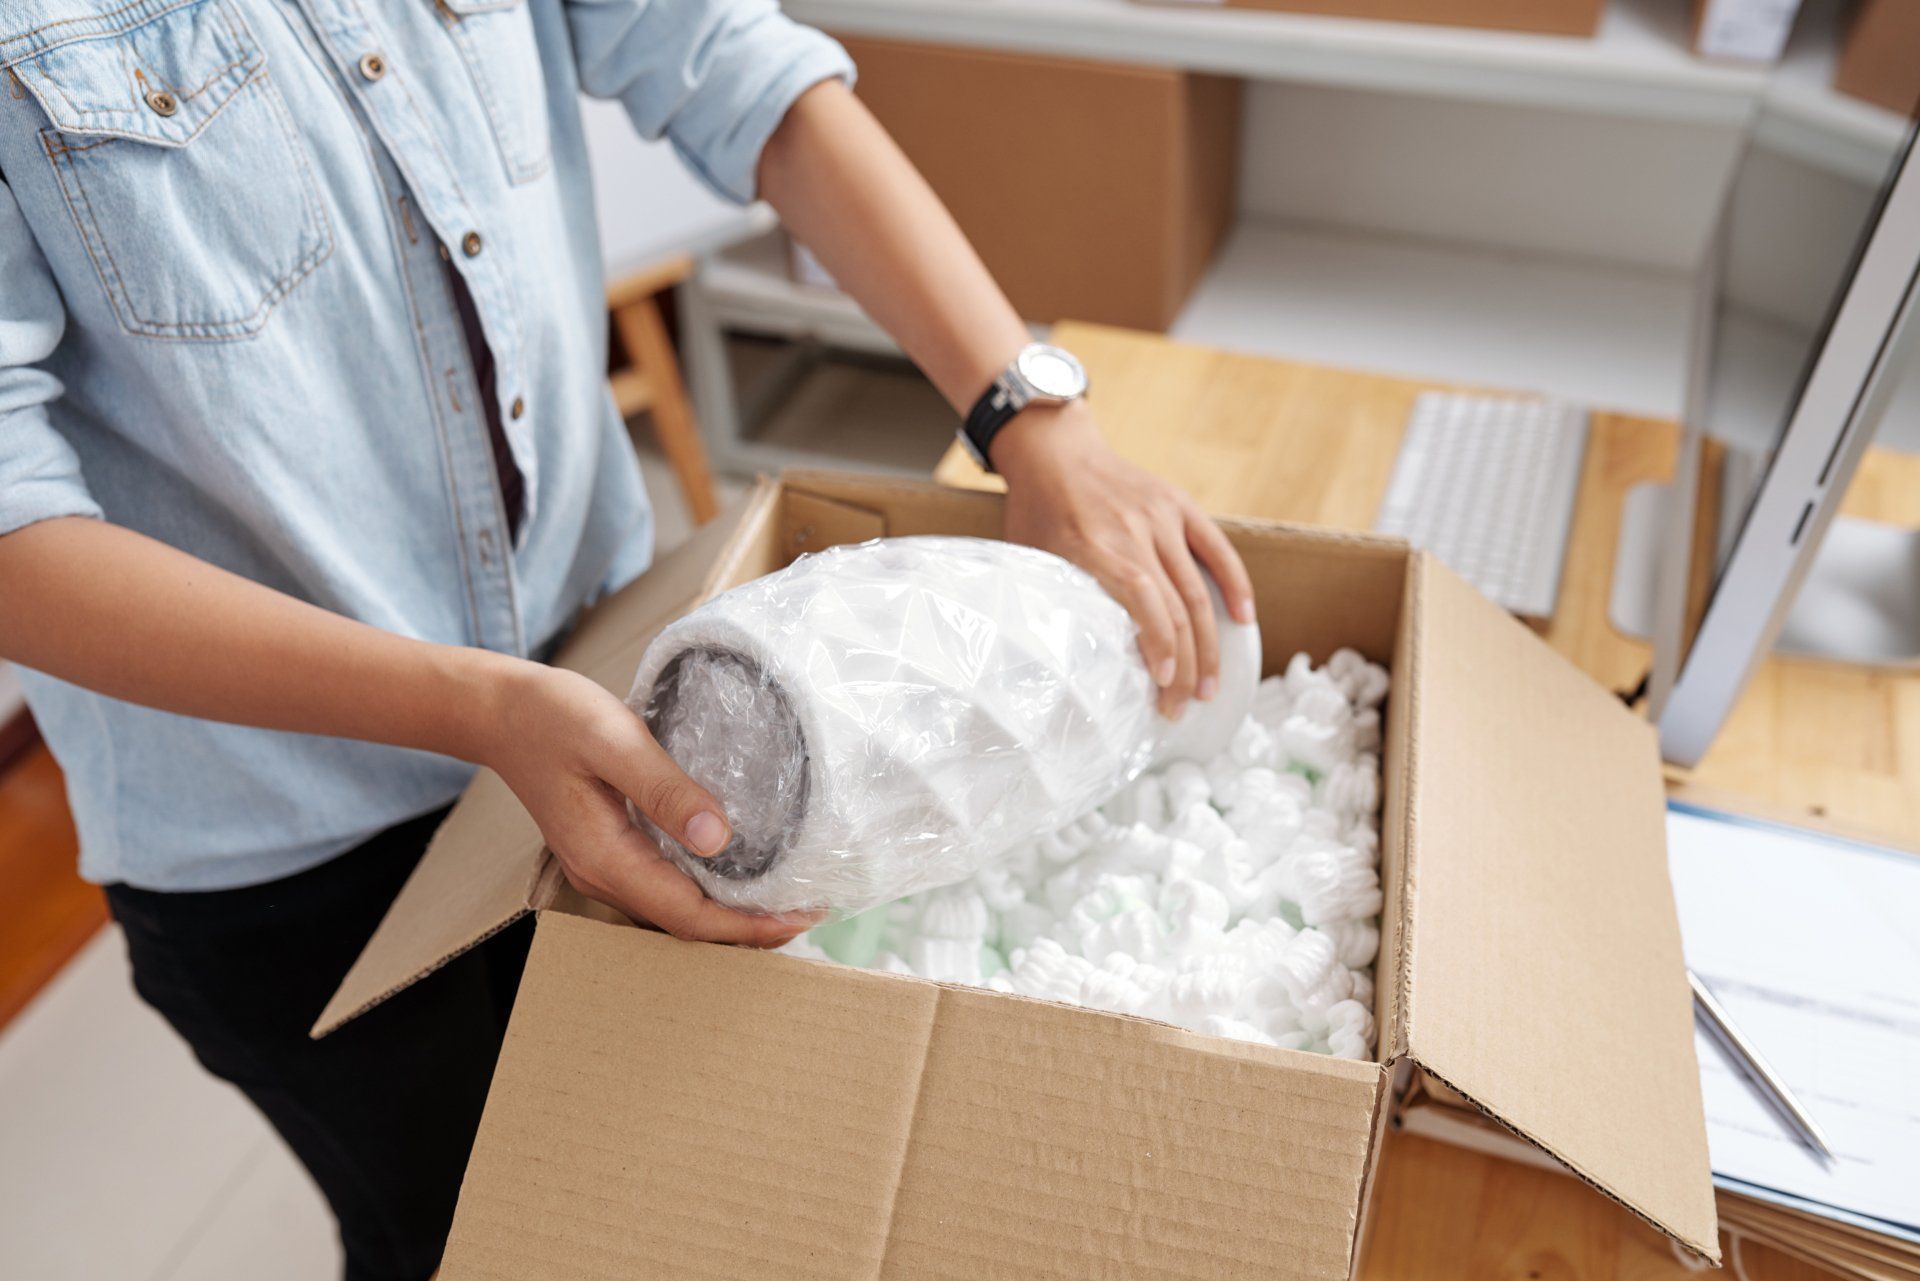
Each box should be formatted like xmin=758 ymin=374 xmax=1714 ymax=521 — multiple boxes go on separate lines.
xmin=684 ymin=811 xmax=729 ymax=857
xmin=1198 ymin=675 xmax=1219 ymax=702
xmin=1233 ymin=597 xmax=1256 ymax=624
xmin=1154 ymin=658 xmax=1176 ymax=687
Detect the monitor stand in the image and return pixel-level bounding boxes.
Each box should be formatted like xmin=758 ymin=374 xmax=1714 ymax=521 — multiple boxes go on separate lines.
xmin=1611 ymin=454 xmax=1920 ymax=666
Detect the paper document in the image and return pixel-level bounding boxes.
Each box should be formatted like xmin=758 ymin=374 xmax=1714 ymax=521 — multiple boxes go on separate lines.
xmin=1666 ymin=803 xmax=1920 ymax=1237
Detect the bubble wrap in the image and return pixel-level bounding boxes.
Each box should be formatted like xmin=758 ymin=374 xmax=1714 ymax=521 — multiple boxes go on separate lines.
xmin=628 ymin=536 xmax=1262 ymax=915
xmin=789 ymin=648 xmax=1389 ymax=1060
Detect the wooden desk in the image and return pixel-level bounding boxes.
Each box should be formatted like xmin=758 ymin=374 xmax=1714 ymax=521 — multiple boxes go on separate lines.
xmin=937 ymin=321 xmax=1920 ymax=1280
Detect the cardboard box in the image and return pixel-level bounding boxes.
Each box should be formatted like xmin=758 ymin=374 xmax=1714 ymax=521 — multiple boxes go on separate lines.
xmin=318 ymin=472 xmax=1720 ymax=1279
xmin=1835 ymin=0 xmax=1920 ymax=118
xmin=1142 ymin=0 xmax=1604 ymax=38
xmin=825 ymin=37 xmax=1240 ymax=332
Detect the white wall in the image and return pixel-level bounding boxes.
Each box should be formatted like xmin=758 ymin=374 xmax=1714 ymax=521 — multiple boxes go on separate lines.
xmin=1237 ymin=80 xmax=1747 ymax=272
xmin=578 ymin=97 xmax=750 ymax=280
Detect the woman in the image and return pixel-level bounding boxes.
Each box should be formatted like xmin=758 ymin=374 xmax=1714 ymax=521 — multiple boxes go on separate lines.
xmin=0 ymin=0 xmax=1252 ymax=1276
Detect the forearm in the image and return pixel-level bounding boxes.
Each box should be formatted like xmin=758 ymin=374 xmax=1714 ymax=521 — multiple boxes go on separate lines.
xmin=756 ymin=79 xmax=1257 ymax=713
xmin=0 ymin=517 xmax=512 ymax=762
xmin=757 ymin=79 xmax=1031 ymax=419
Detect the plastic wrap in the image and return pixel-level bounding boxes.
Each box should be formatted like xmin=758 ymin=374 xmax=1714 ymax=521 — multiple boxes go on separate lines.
xmin=627 ymin=536 xmax=1261 ymax=916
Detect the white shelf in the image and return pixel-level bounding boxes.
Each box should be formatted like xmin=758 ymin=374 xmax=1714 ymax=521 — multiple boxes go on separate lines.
xmin=788 ymin=0 xmax=1762 ymax=125
xmin=701 ymin=218 xmax=1693 ymax=419
xmin=1170 ymin=220 xmax=1691 ymax=418
xmin=789 ymin=0 xmax=1910 ymax=179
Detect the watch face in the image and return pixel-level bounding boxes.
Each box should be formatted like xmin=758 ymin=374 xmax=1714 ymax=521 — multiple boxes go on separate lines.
xmin=1017 ymin=345 xmax=1087 ymax=400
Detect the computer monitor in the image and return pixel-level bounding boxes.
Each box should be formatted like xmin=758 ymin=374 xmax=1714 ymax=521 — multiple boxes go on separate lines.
xmin=1645 ymin=63 xmax=1920 ymax=768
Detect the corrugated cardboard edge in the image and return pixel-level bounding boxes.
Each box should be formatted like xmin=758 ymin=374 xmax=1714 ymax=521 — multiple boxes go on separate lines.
xmin=316 ymin=903 xmax=537 ymax=1041
xmin=309 ymin=849 xmax=615 ymax=1041
xmin=1385 ymin=552 xmax=1721 ymax=1266
xmin=311 ymin=483 xmax=783 ymax=1038
xmin=1385 ymin=553 xmax=1426 ymax=1065
xmin=309 ymin=767 xmax=550 ymax=1040
xmin=1343 ymin=1062 xmax=1395 ymax=1280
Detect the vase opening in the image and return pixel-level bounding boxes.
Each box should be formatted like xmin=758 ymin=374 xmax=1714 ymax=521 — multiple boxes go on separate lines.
xmin=643 ymin=645 xmax=810 ymax=882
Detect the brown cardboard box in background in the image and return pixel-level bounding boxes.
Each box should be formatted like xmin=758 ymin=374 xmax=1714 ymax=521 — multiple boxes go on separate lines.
xmin=819 ymin=38 xmax=1240 ymax=332
xmin=1835 ymin=0 xmax=1920 ymax=117
xmin=1135 ymin=0 xmax=1604 ymax=37
xmin=317 ymin=473 xmax=1720 ymax=1280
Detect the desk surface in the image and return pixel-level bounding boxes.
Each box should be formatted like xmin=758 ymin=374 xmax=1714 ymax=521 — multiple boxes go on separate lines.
xmin=936 ymin=320 xmax=1920 ymax=1279
xmin=937 ymin=322 xmax=1920 ymax=844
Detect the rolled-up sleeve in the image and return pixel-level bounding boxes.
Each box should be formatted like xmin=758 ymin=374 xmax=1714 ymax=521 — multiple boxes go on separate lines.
xmin=0 ymin=178 xmax=99 ymax=539
xmin=566 ymin=0 xmax=854 ymax=203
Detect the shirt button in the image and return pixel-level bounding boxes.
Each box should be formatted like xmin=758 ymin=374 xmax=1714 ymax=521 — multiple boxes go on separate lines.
xmin=461 ymin=231 xmax=483 ymax=257
xmin=144 ymin=88 xmax=179 ymax=117
xmin=509 ymin=396 xmax=526 ymax=420
xmin=357 ymin=52 xmax=386 ymax=81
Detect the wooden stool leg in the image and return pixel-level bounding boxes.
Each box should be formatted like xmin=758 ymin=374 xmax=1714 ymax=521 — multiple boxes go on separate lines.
xmin=613 ymin=296 xmax=718 ymax=526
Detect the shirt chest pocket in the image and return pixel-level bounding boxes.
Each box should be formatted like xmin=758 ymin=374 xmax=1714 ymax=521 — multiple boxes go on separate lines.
xmin=7 ymin=0 xmax=333 ymax=341
xmin=435 ymin=0 xmax=549 ymax=185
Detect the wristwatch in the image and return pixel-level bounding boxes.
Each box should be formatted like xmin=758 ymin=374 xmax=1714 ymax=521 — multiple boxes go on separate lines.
xmin=960 ymin=342 xmax=1090 ymax=472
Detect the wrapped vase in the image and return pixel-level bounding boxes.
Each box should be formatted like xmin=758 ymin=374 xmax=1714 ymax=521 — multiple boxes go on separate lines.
xmin=627 ymin=536 xmax=1260 ymax=915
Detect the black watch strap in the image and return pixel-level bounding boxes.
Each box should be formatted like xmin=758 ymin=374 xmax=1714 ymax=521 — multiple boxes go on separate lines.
xmin=961 ymin=377 xmax=1019 ymax=474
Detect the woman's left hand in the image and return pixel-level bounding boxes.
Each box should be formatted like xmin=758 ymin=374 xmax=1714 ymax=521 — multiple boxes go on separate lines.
xmin=992 ymin=401 xmax=1256 ymax=719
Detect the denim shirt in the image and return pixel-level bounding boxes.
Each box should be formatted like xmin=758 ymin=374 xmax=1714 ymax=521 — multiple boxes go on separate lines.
xmin=0 ymin=0 xmax=851 ymax=889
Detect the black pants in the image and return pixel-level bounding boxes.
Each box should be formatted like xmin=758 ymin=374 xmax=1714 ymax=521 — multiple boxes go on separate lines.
xmin=106 ymin=808 xmax=534 ymax=1281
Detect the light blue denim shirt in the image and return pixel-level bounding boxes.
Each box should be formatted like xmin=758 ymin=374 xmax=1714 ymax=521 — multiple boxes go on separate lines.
xmin=0 ymin=0 xmax=851 ymax=889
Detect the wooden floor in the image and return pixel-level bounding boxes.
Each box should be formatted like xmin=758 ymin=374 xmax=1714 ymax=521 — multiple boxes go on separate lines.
xmin=0 ymin=743 xmax=101 ymax=1030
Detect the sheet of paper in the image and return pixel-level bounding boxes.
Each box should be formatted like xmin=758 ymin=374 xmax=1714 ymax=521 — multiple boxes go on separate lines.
xmin=1666 ymin=803 xmax=1920 ymax=1236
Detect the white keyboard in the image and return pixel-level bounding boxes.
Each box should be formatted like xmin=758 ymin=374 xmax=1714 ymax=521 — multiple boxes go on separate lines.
xmin=1374 ymin=392 xmax=1590 ymax=619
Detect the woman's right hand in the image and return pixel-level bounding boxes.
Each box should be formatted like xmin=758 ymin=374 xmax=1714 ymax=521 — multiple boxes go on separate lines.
xmin=468 ymin=657 xmax=816 ymax=948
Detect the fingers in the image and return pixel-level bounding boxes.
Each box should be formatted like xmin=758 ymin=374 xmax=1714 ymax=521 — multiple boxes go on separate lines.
xmin=1182 ymin=500 xmax=1256 ymax=625
xmin=595 ymin=711 xmax=732 ymax=858
xmin=1085 ymin=552 xmax=1182 ymax=701
xmin=1150 ymin=564 xmax=1198 ymax=718
xmin=576 ymin=822 xmax=819 ymax=948
xmin=1156 ymin=518 xmax=1220 ymax=706
xmin=545 ymin=690 xmax=818 ymax=949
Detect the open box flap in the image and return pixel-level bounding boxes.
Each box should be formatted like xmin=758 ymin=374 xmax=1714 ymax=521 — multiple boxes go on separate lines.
xmin=312 ymin=484 xmax=779 ymax=1037
xmin=1391 ymin=554 xmax=1720 ymax=1261
xmin=441 ymin=912 xmax=1390 ymax=1281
